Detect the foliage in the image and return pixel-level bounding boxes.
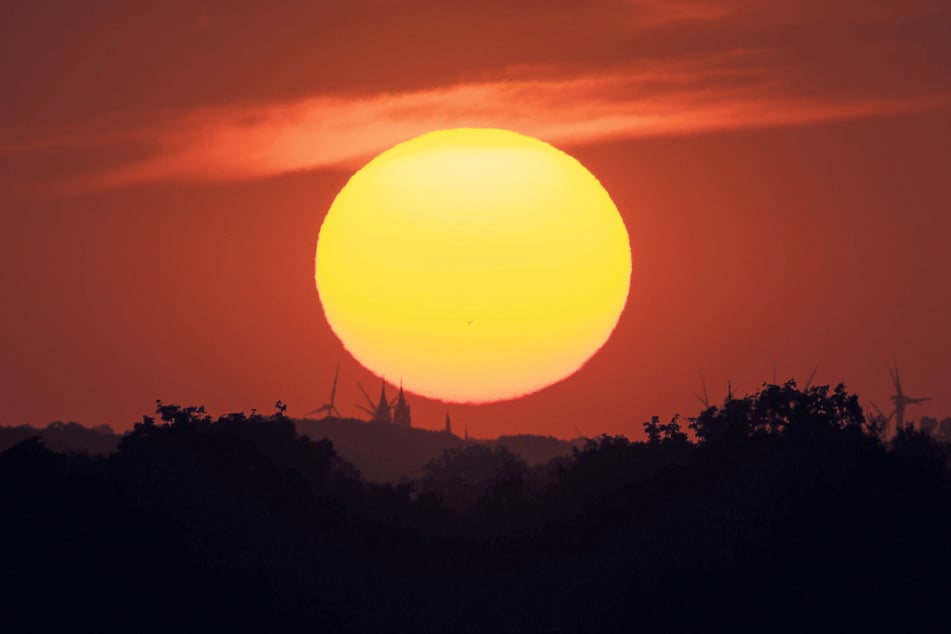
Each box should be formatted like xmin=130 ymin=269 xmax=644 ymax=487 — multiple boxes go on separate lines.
xmin=420 ymin=444 xmax=528 ymax=516
xmin=2 ymin=383 xmax=951 ymax=632
xmin=688 ymin=380 xmax=869 ymax=445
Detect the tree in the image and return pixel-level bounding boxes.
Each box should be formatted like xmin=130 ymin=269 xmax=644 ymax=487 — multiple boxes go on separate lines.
xmin=644 ymin=415 xmax=689 ymax=446
xmin=688 ymin=381 xmax=869 ymax=446
xmin=421 ymin=444 xmax=527 ymax=514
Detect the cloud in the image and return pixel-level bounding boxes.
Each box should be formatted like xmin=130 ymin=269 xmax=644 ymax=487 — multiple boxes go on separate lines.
xmin=4 ymin=1 xmax=949 ymax=189
xmin=89 ymin=52 xmax=949 ymax=187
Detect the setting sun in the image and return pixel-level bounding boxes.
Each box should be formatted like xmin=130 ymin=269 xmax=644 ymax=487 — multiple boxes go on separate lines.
xmin=315 ymin=128 xmax=631 ymax=402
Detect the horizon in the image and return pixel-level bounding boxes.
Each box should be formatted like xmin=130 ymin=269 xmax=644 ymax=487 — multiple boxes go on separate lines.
xmin=3 ymin=375 xmax=945 ymax=444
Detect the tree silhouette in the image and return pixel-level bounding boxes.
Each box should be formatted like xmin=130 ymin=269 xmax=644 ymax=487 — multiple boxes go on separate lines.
xmin=688 ymin=380 xmax=868 ymax=445
xmin=2 ymin=383 xmax=950 ymax=632
xmin=421 ymin=444 xmax=527 ymax=515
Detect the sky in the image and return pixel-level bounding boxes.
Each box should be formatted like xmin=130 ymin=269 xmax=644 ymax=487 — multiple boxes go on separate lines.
xmin=2 ymin=0 xmax=950 ymax=439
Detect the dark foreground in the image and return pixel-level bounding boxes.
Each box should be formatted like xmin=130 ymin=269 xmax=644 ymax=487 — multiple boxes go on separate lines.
xmin=2 ymin=384 xmax=950 ymax=633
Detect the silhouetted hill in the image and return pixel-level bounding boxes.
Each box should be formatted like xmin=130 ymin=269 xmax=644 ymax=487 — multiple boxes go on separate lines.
xmin=294 ymin=416 xmax=577 ymax=482
xmin=0 ymin=416 xmax=577 ymax=483
xmin=295 ymin=416 xmax=463 ymax=481
xmin=0 ymin=421 xmax=119 ymax=455
xmin=495 ymin=433 xmax=582 ymax=465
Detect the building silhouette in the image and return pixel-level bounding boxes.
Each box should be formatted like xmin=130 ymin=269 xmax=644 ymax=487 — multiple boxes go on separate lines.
xmin=357 ymin=379 xmax=413 ymax=427
xmin=373 ymin=384 xmax=393 ymax=425
xmin=393 ymin=384 xmax=411 ymax=427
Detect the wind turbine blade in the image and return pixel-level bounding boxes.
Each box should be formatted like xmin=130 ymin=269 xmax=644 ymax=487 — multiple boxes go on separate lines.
xmin=357 ymin=382 xmax=376 ymax=409
xmin=890 ymin=362 xmax=903 ymax=396
xmin=805 ymin=366 xmax=818 ymax=390
xmin=869 ymin=400 xmax=887 ymax=419
xmin=329 ymin=362 xmax=340 ymax=406
xmin=693 ymin=371 xmax=710 ymax=407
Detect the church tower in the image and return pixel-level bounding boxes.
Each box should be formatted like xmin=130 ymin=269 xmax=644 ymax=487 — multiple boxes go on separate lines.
xmin=393 ymin=383 xmax=412 ymax=427
xmin=374 ymin=383 xmax=392 ymax=425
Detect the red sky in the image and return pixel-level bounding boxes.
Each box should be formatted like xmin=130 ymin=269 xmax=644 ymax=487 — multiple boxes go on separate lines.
xmin=2 ymin=0 xmax=950 ymax=438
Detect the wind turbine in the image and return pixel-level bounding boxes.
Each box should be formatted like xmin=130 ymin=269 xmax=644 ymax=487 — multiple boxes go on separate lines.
xmin=693 ymin=372 xmax=739 ymax=408
xmin=888 ymin=362 xmax=930 ymax=431
xmin=867 ymin=363 xmax=930 ymax=439
xmin=355 ymin=382 xmax=377 ymax=417
xmin=803 ymin=365 xmax=818 ymax=390
xmin=306 ymin=362 xmax=342 ymax=418
xmin=867 ymin=400 xmax=896 ymax=438
xmin=694 ymin=371 xmax=711 ymax=409
xmin=770 ymin=364 xmax=818 ymax=389
xmin=356 ymin=380 xmax=397 ymax=424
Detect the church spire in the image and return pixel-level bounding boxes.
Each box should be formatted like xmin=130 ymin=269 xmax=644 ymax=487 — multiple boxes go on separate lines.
xmin=444 ymin=412 xmax=452 ymax=435
xmin=374 ymin=382 xmax=392 ymax=425
xmin=393 ymin=380 xmax=411 ymax=427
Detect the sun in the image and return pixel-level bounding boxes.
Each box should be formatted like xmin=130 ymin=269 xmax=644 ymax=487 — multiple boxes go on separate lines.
xmin=315 ymin=128 xmax=631 ymax=403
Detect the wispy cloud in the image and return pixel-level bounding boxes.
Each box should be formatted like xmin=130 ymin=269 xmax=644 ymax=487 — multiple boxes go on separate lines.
xmin=5 ymin=0 xmax=951 ymax=193
xmin=87 ymin=52 xmax=947 ymax=187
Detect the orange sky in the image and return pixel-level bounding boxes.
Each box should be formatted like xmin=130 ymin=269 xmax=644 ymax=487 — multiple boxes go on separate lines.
xmin=2 ymin=1 xmax=950 ymax=438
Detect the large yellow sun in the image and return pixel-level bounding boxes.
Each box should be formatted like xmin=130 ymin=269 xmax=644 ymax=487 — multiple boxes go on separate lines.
xmin=316 ymin=128 xmax=631 ymax=403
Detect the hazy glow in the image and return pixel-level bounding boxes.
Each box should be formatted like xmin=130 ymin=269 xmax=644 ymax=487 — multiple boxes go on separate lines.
xmin=316 ymin=129 xmax=631 ymax=402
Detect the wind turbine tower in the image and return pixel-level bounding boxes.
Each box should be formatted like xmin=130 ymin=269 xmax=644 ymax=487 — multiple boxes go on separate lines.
xmin=306 ymin=362 xmax=342 ymax=418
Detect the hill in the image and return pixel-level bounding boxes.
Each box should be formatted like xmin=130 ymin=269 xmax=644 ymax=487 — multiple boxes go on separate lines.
xmin=294 ymin=416 xmax=577 ymax=482
xmin=0 ymin=416 xmax=577 ymax=482
xmin=0 ymin=421 xmax=119 ymax=455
